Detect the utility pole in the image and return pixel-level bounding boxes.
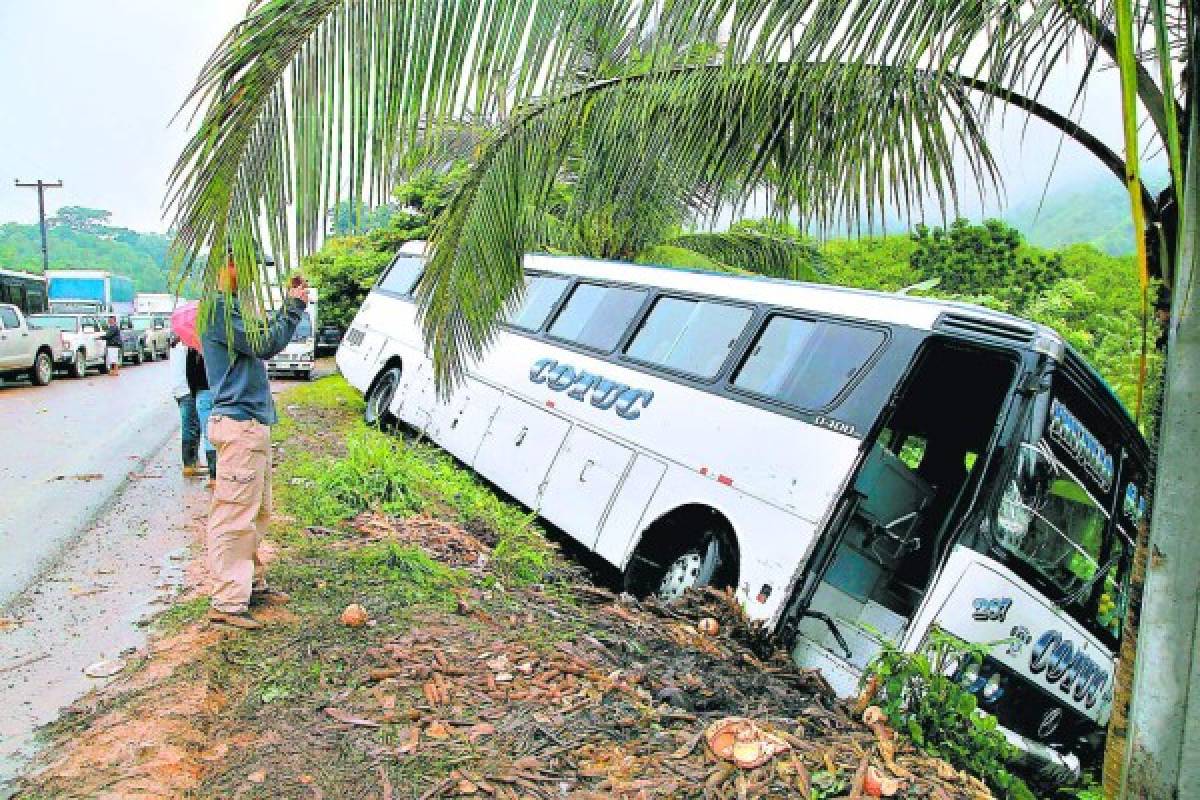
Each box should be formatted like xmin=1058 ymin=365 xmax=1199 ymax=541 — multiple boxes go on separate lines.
xmin=14 ymin=179 xmax=63 ymax=273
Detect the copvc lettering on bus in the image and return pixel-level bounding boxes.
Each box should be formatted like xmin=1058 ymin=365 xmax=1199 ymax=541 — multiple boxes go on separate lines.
xmin=1028 ymin=629 xmax=1109 ymax=709
xmin=529 ymin=357 xmax=654 ymax=420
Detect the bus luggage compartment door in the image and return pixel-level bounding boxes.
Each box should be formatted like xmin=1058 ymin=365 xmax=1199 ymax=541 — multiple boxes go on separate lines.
xmin=473 ymin=396 xmax=570 ymax=508
xmin=428 ymin=379 xmax=503 ymax=466
xmin=537 ymin=426 xmax=635 ymax=545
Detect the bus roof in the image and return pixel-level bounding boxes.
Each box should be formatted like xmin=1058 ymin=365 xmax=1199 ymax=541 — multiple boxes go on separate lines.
xmin=524 ymin=252 xmax=1058 ymax=342
xmin=0 ymin=268 xmax=46 ymax=282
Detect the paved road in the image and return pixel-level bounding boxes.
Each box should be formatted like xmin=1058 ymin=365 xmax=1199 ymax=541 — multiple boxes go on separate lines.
xmin=0 ymin=358 xmax=178 ymax=609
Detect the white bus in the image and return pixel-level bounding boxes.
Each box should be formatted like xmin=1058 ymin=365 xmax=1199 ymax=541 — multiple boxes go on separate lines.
xmin=337 ymin=242 xmax=1149 ymax=784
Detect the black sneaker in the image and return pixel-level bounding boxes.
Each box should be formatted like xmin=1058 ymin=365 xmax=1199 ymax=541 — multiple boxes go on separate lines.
xmin=249 ymin=588 xmax=290 ymax=607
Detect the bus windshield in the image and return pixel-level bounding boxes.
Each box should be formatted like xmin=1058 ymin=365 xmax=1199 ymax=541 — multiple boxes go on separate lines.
xmin=29 ymin=315 xmax=80 ymax=332
xmin=993 ymin=440 xmax=1130 ymax=644
xmin=995 ymin=443 xmax=1107 ymax=591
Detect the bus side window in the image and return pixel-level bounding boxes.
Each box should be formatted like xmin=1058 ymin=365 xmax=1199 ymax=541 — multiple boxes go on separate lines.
xmin=625 ymin=295 xmax=753 ymax=379
xmin=896 ymin=435 xmax=927 ymax=470
xmin=509 ymin=275 xmax=569 ymax=331
xmin=377 ymin=255 xmax=424 ymax=295
xmin=732 ymin=316 xmax=885 ymax=410
xmin=548 ymin=283 xmax=647 ymax=352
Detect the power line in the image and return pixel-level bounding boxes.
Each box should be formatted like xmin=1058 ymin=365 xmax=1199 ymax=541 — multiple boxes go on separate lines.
xmin=14 ymin=179 xmax=63 ymax=274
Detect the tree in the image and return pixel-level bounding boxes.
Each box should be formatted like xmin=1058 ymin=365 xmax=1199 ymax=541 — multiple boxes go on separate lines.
xmin=164 ymin=1 xmax=1187 ymax=387
xmin=911 ymin=218 xmax=1066 ymax=312
xmin=50 ymin=206 xmax=112 ymax=233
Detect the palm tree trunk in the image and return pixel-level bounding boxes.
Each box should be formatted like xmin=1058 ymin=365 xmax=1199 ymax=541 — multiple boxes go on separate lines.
xmin=1116 ymin=91 xmax=1200 ymax=799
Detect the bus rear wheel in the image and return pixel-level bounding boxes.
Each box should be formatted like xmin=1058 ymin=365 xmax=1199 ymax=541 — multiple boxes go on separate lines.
xmin=625 ymin=522 xmax=737 ymax=601
xmin=364 ymin=367 xmax=401 ymax=430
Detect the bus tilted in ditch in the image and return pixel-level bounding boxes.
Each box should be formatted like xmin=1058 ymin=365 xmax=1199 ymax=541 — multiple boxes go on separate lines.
xmin=337 ymin=241 xmax=1149 ymax=784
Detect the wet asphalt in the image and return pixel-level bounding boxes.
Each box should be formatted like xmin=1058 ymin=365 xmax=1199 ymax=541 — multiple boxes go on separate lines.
xmin=0 ymin=356 xmax=178 ymax=608
xmin=0 ymin=359 xmax=335 ymax=793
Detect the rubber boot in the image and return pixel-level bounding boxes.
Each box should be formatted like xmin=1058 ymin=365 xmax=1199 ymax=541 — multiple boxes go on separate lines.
xmin=182 ymin=441 xmax=200 ymax=476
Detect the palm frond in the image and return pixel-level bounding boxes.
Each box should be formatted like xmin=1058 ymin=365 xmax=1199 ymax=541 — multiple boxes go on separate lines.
xmin=663 ymin=231 xmax=825 ymax=281
xmin=166 ymin=0 xmax=633 ymax=306
xmin=417 ymin=61 xmax=998 ymax=388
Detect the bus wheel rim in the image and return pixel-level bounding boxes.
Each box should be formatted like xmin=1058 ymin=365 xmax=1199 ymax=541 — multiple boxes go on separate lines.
xmin=659 ymin=550 xmax=704 ymax=601
xmin=373 ymin=373 xmax=397 ymax=420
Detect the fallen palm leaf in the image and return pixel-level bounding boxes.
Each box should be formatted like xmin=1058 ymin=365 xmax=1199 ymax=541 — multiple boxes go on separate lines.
xmin=324 ymin=707 xmax=381 ymax=728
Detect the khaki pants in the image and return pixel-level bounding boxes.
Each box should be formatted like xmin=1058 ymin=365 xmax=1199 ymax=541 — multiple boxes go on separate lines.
xmin=206 ymin=415 xmax=272 ymax=613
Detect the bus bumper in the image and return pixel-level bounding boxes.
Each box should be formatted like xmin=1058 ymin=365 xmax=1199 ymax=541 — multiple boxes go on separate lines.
xmin=1001 ymin=727 xmax=1082 ymax=786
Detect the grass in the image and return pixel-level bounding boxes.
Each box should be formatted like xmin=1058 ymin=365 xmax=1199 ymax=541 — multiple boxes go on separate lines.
xmin=28 ymin=373 xmax=571 ymax=798
xmin=275 ymin=385 xmax=553 ymax=587
xmin=154 ymin=595 xmax=211 ymax=634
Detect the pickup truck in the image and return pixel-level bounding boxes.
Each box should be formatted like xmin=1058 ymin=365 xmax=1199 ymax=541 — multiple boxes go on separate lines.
xmin=129 ymin=314 xmax=171 ymax=360
xmin=28 ymin=313 xmax=110 ymax=377
xmin=0 ymin=303 xmax=68 ymax=385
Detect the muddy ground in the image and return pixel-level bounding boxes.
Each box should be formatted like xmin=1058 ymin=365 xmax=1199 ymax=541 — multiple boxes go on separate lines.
xmin=12 ymin=376 xmax=998 ymax=800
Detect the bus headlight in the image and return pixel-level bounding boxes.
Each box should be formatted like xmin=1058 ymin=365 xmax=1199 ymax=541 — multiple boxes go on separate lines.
xmin=960 ymin=662 xmax=984 ymax=692
xmin=981 ymin=672 xmax=1005 ymax=704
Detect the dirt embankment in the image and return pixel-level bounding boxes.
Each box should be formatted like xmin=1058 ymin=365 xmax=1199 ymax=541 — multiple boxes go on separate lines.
xmin=16 ymin=378 xmax=995 ymax=800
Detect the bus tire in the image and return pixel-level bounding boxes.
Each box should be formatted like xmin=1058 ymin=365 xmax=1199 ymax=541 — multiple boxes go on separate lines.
xmin=364 ymin=366 xmax=401 ymax=430
xmin=624 ymin=516 xmax=737 ymax=601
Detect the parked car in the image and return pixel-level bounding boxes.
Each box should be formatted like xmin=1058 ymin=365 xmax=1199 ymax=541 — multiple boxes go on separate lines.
xmin=0 ymin=303 xmax=68 ymax=385
xmin=267 ymin=310 xmax=317 ymax=380
xmin=100 ymin=313 xmax=144 ymax=364
xmin=316 ymin=323 xmax=342 ymax=356
xmin=153 ymin=313 xmax=180 ymax=347
xmin=28 ymin=313 xmax=110 ymax=377
xmin=129 ymin=314 xmax=171 ymax=360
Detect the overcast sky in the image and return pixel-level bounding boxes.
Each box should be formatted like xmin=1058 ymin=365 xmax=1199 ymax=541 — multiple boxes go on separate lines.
xmin=0 ymin=1 xmax=1162 ymax=234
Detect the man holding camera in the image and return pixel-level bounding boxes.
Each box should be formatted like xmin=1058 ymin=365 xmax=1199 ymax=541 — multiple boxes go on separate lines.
xmin=202 ymin=263 xmax=310 ymax=630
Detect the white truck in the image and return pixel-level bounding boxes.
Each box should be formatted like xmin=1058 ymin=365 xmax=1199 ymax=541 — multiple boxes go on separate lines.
xmin=0 ymin=303 xmax=69 ymax=385
xmin=129 ymin=314 xmax=172 ymax=360
xmin=266 ymin=287 xmax=318 ymax=380
xmin=134 ymin=293 xmax=177 ymax=314
xmin=29 ymin=313 xmax=112 ymax=377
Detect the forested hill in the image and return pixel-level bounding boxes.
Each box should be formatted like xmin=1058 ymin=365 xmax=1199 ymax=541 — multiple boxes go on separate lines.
xmin=0 ymin=207 xmax=172 ymax=292
xmin=1004 ymin=180 xmax=1136 ymax=255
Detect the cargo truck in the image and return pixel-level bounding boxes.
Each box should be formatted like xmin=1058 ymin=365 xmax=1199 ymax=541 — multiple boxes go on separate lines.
xmin=46 ymin=270 xmax=135 ymax=315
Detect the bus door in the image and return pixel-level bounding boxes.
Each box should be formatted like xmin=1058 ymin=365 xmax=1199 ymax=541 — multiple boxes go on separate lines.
xmin=788 ymin=338 xmax=1019 ymax=694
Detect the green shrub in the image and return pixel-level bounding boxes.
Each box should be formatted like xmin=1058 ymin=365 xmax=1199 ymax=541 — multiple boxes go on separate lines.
xmin=863 ymin=629 xmax=1036 ymax=800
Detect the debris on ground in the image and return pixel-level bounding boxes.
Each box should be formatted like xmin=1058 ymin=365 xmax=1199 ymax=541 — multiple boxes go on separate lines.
xmin=273 ymin=511 xmax=995 ymax=799
xmin=17 ymin=382 xmax=1001 ymax=799
xmin=81 ymin=658 xmax=126 ymax=679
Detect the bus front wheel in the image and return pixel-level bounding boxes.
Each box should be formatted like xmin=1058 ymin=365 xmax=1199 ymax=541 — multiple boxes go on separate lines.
xmin=364 ymin=367 xmax=401 ymax=430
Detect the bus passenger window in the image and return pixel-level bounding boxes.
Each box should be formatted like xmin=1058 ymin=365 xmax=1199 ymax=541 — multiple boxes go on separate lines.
xmin=733 ymin=316 xmax=885 ymax=409
xmin=509 ymin=275 xmax=569 ymax=331
xmin=625 ymin=296 xmax=752 ymax=379
xmin=548 ymin=283 xmax=647 ymax=352
xmin=377 ymin=255 xmax=424 ymax=295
